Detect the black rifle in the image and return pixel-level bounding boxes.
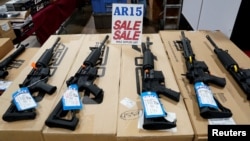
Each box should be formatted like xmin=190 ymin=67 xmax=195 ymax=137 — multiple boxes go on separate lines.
xmin=2 ymin=37 xmax=60 ymax=122
xmin=206 ymin=35 xmax=250 ymax=100
xmin=174 ymin=31 xmax=232 ymax=118
xmin=0 ymin=44 xmax=26 ymax=79
xmin=45 ymin=35 xmax=109 ymax=130
xmin=135 ymin=37 xmax=180 ymax=130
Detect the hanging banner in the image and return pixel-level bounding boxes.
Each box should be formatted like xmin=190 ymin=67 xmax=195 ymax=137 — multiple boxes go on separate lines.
xmin=111 ymin=3 xmax=144 ymax=45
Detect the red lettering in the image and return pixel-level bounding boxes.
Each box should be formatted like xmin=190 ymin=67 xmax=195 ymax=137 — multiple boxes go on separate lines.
xmin=120 ymin=31 xmax=127 ymax=39
xmin=113 ymin=30 xmax=141 ymax=40
xmin=113 ymin=20 xmax=142 ymax=40
xmin=126 ymin=21 xmax=132 ymax=30
xmin=113 ymin=20 xmax=142 ymax=30
xmin=113 ymin=20 xmax=121 ymax=29
xmin=113 ymin=30 xmax=121 ymax=39
xmin=120 ymin=21 xmax=127 ymax=29
xmin=126 ymin=31 xmax=132 ymax=40
xmin=133 ymin=21 xmax=141 ymax=30
xmin=133 ymin=31 xmax=140 ymax=40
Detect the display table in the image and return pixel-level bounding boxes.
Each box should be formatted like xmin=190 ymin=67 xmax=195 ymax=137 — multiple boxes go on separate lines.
xmin=13 ymin=0 xmax=77 ymax=45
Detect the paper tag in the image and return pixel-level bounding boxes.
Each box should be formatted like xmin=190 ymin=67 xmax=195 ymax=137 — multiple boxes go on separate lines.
xmin=12 ymin=87 xmax=37 ymax=111
xmin=194 ymin=82 xmax=218 ymax=109
xmin=120 ymin=97 xmax=136 ymax=109
xmin=164 ymin=112 xmax=176 ymax=123
xmin=62 ymin=84 xmax=83 ymax=110
xmin=208 ymin=117 xmax=236 ymax=125
xmin=141 ymin=91 xmax=166 ymax=118
xmin=0 ymin=80 xmax=12 ymax=90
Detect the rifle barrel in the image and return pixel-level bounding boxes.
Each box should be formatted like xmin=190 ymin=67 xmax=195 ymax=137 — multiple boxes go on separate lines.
xmin=206 ymin=35 xmax=219 ymax=49
xmin=98 ymin=35 xmax=109 ymax=49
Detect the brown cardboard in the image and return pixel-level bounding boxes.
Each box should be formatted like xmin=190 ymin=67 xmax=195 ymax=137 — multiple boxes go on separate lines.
xmin=0 ymin=34 xmax=85 ymax=141
xmin=117 ymin=34 xmax=194 ymax=141
xmin=0 ymin=47 xmax=39 ymax=81
xmin=42 ymin=34 xmax=121 ymax=141
xmin=0 ymin=20 xmax=16 ymax=40
xmin=0 ymin=38 xmax=14 ymax=60
xmin=159 ymin=30 xmax=250 ymax=141
xmin=0 ymin=47 xmax=39 ymax=96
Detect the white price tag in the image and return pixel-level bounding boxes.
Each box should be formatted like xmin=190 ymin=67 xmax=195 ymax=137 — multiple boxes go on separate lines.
xmin=208 ymin=118 xmax=236 ymax=125
xmin=0 ymin=80 xmax=12 ymax=90
xmin=120 ymin=97 xmax=136 ymax=109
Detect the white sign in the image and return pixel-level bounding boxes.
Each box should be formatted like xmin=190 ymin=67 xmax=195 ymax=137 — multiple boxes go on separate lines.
xmin=111 ymin=3 xmax=143 ymax=45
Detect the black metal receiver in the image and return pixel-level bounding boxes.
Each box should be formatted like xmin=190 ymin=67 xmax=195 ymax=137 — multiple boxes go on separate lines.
xmin=174 ymin=31 xmax=232 ymax=119
xmin=206 ymin=35 xmax=250 ymax=100
xmin=135 ymin=37 xmax=180 ymax=130
xmin=140 ymin=37 xmax=180 ymax=102
xmin=0 ymin=44 xmax=26 ymax=79
xmin=2 ymin=37 xmax=60 ymax=122
xmin=45 ymin=35 xmax=109 ymax=130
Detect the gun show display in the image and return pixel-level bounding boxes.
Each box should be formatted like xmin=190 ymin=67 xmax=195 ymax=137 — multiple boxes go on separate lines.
xmin=0 ymin=31 xmax=250 ymax=141
xmin=2 ymin=37 xmax=60 ymax=122
xmin=206 ymin=35 xmax=250 ymax=100
xmin=45 ymin=35 xmax=109 ymax=130
xmin=174 ymin=31 xmax=232 ymax=119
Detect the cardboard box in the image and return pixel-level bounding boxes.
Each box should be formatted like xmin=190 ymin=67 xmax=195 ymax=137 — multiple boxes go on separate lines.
xmin=42 ymin=34 xmax=121 ymax=141
xmin=5 ymin=0 xmax=32 ymax=11
xmin=0 ymin=11 xmax=31 ymax=21
xmin=117 ymin=34 xmax=194 ymax=141
xmin=0 ymin=20 xmax=16 ymax=40
xmin=159 ymin=30 xmax=250 ymax=141
xmin=0 ymin=47 xmax=39 ymax=96
xmin=0 ymin=34 xmax=85 ymax=141
xmin=0 ymin=47 xmax=39 ymax=81
xmin=0 ymin=38 xmax=14 ymax=60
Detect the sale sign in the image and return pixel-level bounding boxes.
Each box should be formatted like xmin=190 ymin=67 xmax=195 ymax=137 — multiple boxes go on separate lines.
xmin=111 ymin=3 xmax=144 ymax=45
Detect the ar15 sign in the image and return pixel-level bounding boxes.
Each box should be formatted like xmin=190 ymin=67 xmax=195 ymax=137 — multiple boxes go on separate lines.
xmin=111 ymin=3 xmax=143 ymax=45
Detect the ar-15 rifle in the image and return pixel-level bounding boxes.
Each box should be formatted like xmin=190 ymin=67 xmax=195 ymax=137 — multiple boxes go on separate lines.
xmin=174 ymin=31 xmax=232 ymax=119
xmin=45 ymin=35 xmax=109 ymax=130
xmin=206 ymin=35 xmax=250 ymax=100
xmin=135 ymin=37 xmax=180 ymax=130
xmin=0 ymin=44 xmax=26 ymax=79
xmin=2 ymin=37 xmax=60 ymax=122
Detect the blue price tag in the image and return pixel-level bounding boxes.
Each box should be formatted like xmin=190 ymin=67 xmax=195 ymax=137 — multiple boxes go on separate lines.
xmin=194 ymin=82 xmax=219 ymax=109
xmin=62 ymin=84 xmax=83 ymax=110
xmin=12 ymin=87 xmax=37 ymax=111
xmin=140 ymin=91 xmax=166 ymax=118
